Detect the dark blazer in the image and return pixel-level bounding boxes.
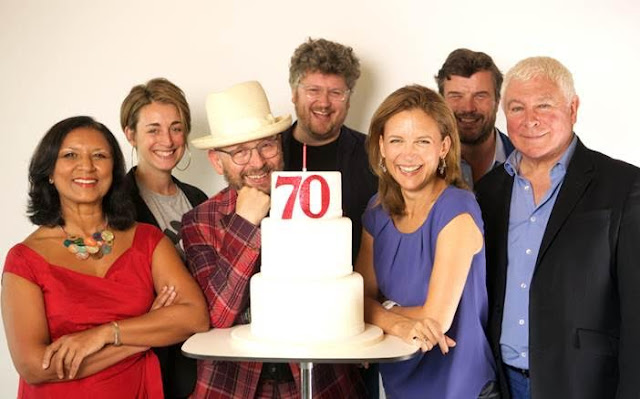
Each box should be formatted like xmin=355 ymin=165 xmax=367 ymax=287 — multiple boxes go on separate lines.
xmin=124 ymin=167 xmax=208 ymax=399
xmin=475 ymin=138 xmax=640 ymax=399
xmin=281 ymin=123 xmax=378 ymax=261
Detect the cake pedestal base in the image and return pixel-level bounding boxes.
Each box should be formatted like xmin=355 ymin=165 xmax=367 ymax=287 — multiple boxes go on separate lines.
xmin=182 ymin=324 xmax=419 ymax=399
xmin=301 ymin=362 xmax=312 ymax=398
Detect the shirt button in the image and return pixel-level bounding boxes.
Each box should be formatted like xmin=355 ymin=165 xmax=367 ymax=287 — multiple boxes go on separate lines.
xmin=519 ymin=319 xmax=525 ymax=325
xmin=521 ymin=352 xmax=527 ymax=358
xmin=524 ymin=185 xmax=530 ymax=191
xmin=525 ymin=249 xmax=532 ymax=255
xmin=530 ymin=216 xmax=536 ymax=222
xmin=520 ymin=283 xmax=527 ymax=289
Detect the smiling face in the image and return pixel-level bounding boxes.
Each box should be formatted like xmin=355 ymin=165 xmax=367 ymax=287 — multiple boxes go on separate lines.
xmin=379 ymin=109 xmax=451 ymax=195
xmin=292 ymin=72 xmax=350 ymax=145
xmin=125 ymin=101 xmax=186 ymax=175
xmin=208 ymin=136 xmax=284 ymax=194
xmin=504 ymin=76 xmax=578 ymax=166
xmin=442 ymin=70 xmax=498 ymax=146
xmin=52 ymin=127 xmax=114 ymax=208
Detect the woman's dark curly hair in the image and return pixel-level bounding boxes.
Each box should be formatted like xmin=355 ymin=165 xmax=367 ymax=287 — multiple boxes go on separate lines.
xmin=27 ymin=116 xmax=135 ymax=229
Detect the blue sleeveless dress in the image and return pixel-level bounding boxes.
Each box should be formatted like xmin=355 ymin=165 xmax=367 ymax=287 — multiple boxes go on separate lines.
xmin=363 ymin=186 xmax=496 ymax=398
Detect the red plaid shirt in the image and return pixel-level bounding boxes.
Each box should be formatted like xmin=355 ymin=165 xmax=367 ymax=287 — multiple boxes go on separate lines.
xmin=182 ymin=187 xmax=365 ymax=399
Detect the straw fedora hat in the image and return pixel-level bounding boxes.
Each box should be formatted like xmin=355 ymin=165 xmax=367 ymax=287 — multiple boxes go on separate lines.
xmin=191 ymin=81 xmax=292 ymax=149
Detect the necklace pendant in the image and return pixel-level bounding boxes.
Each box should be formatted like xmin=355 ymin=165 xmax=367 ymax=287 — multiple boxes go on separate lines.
xmin=67 ymin=244 xmax=80 ymax=254
xmin=61 ymin=225 xmax=115 ymax=261
xmin=86 ymin=245 xmax=100 ymax=254
xmin=101 ymin=230 xmax=115 ymax=242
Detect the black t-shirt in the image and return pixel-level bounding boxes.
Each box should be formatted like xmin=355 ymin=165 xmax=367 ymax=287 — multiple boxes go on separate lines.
xmin=287 ymin=135 xmax=339 ymax=171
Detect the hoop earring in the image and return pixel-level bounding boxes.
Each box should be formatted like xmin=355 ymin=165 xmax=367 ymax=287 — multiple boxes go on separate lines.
xmin=48 ymin=177 xmax=54 ymax=184
xmin=130 ymin=146 xmax=138 ymax=166
xmin=175 ymin=147 xmax=192 ymax=172
xmin=438 ymin=157 xmax=447 ymax=176
xmin=378 ymin=157 xmax=387 ymax=173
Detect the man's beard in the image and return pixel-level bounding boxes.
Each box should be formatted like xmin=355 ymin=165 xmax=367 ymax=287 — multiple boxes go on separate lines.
xmin=456 ymin=111 xmax=496 ymax=146
xmin=224 ymin=160 xmax=283 ymax=193
xmin=296 ymin=103 xmax=342 ymax=143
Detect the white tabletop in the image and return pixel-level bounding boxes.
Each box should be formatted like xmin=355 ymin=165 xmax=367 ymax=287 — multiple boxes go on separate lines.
xmin=182 ymin=324 xmax=420 ymax=364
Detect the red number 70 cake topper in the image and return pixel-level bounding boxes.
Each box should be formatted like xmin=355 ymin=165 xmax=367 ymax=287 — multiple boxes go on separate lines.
xmin=275 ymin=175 xmax=330 ymax=219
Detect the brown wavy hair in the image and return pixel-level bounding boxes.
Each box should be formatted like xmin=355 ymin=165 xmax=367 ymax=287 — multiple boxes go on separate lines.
xmin=435 ymin=48 xmax=503 ymax=102
xmin=366 ymin=84 xmax=467 ymax=216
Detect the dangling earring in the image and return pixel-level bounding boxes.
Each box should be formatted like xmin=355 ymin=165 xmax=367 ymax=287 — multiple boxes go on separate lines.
xmin=438 ymin=157 xmax=447 ymax=176
xmin=48 ymin=177 xmax=54 ymax=184
xmin=175 ymin=147 xmax=192 ymax=171
xmin=379 ymin=157 xmax=387 ymax=173
xmin=131 ymin=146 xmax=138 ymax=166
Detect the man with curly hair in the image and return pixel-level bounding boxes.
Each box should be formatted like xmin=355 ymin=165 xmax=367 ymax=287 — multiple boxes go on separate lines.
xmin=284 ymin=37 xmax=377 ymax=262
xmin=282 ymin=37 xmax=379 ymax=398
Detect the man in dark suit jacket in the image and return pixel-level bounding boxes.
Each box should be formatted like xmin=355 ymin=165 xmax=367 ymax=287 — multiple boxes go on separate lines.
xmin=476 ymin=56 xmax=640 ymax=399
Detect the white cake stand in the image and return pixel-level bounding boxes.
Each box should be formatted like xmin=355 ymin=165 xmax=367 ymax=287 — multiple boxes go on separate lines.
xmin=182 ymin=324 xmax=419 ymax=399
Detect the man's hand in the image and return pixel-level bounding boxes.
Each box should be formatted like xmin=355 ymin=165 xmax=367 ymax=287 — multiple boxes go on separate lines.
xmin=236 ymin=186 xmax=271 ymax=225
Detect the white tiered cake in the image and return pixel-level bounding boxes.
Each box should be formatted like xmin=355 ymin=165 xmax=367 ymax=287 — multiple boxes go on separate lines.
xmin=231 ymin=171 xmax=382 ymax=348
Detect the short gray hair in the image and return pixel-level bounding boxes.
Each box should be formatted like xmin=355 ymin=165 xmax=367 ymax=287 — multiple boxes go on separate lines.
xmin=503 ymin=56 xmax=576 ymax=108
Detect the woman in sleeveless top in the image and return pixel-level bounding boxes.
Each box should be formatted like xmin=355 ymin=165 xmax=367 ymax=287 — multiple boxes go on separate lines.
xmin=120 ymin=78 xmax=208 ymax=398
xmin=1 ymin=116 xmax=208 ymax=399
xmin=355 ymin=85 xmax=498 ymax=398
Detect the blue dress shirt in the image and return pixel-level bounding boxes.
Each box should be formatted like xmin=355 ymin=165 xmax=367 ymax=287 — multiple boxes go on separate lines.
xmin=500 ymin=136 xmax=577 ymax=370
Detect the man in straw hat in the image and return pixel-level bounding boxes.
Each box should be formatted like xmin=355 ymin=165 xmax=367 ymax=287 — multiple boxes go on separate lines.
xmin=181 ymin=81 xmax=365 ymax=398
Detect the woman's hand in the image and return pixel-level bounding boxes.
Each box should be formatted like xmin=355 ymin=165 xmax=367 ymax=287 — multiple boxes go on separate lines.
xmin=42 ymin=324 xmax=112 ymax=379
xmin=391 ymin=317 xmax=456 ymax=354
xmin=149 ymin=285 xmax=177 ymax=311
xmin=419 ymin=317 xmax=456 ymax=354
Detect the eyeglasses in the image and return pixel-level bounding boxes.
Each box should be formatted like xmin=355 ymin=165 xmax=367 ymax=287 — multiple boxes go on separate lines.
xmin=298 ymin=84 xmax=351 ymax=102
xmin=216 ymin=137 xmax=280 ymax=165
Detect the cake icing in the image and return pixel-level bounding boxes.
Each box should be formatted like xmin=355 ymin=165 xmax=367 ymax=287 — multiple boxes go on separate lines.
xmin=232 ymin=171 xmax=382 ymax=347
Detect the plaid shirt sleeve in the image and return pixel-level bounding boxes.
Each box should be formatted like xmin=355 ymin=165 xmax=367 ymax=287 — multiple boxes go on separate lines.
xmin=182 ymin=188 xmax=261 ymax=328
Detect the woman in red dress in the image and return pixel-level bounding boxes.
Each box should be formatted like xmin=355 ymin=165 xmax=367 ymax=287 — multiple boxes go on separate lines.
xmin=1 ymin=116 xmax=209 ymax=398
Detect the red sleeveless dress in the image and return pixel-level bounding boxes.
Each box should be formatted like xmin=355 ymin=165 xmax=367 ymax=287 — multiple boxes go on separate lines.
xmin=3 ymin=223 xmax=164 ymax=399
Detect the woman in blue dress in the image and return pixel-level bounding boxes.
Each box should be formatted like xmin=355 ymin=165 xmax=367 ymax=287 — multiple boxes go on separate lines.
xmin=356 ymin=85 xmax=498 ymax=398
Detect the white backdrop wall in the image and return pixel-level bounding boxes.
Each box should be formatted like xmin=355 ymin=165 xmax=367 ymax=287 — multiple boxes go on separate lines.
xmin=1 ymin=0 xmax=638 ymax=395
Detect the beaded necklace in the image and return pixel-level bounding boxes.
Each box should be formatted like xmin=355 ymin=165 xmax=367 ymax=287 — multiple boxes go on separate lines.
xmin=61 ymin=225 xmax=115 ymax=260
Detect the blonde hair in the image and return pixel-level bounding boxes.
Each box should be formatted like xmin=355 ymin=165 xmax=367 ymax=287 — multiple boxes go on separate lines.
xmin=503 ymin=56 xmax=576 ymax=107
xmin=367 ymin=84 xmax=467 ymax=216
xmin=120 ymin=77 xmax=191 ymax=135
